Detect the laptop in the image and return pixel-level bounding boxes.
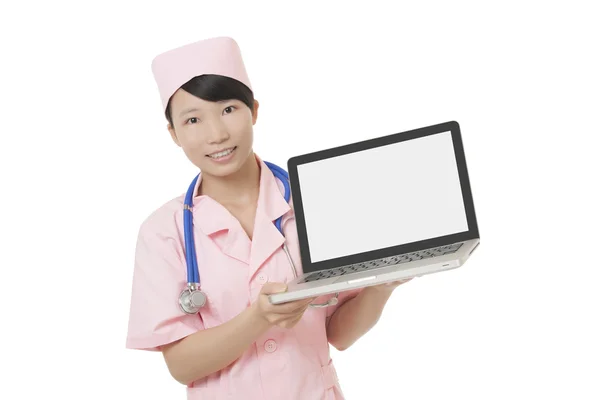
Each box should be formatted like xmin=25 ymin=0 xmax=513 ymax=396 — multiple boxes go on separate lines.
xmin=269 ymin=121 xmax=480 ymax=304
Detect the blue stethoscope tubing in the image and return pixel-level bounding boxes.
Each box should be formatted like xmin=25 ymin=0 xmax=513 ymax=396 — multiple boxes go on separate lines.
xmin=183 ymin=161 xmax=288 ymax=285
xmin=178 ymin=161 xmax=337 ymax=314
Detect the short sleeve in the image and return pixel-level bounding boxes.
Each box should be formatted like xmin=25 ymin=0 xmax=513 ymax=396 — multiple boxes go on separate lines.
xmin=125 ymin=220 xmax=205 ymax=351
xmin=326 ymin=287 xmax=365 ymax=319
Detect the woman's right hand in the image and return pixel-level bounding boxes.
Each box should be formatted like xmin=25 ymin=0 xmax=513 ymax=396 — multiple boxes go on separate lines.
xmin=252 ymin=282 xmax=316 ymax=329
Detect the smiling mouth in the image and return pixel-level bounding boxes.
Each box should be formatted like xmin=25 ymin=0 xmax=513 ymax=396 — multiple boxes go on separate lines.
xmin=207 ymin=146 xmax=236 ymax=159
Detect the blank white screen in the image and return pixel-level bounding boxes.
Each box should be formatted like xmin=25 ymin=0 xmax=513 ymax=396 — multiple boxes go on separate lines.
xmin=297 ymin=131 xmax=469 ymax=263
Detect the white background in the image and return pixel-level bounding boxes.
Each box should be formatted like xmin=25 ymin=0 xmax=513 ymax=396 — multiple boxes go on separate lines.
xmin=1 ymin=1 xmax=599 ymax=399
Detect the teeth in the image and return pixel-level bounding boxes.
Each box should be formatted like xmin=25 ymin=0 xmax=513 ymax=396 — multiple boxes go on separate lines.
xmin=209 ymin=148 xmax=234 ymax=159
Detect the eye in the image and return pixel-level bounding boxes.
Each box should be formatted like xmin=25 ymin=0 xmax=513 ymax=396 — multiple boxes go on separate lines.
xmin=223 ymin=106 xmax=236 ymax=115
xmin=186 ymin=117 xmax=199 ymax=124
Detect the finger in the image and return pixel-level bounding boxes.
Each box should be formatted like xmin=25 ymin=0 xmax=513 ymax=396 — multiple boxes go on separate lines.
xmin=260 ymin=282 xmax=287 ymax=295
xmin=272 ymin=301 xmax=312 ymax=320
xmin=267 ymin=298 xmax=312 ymax=314
xmin=301 ymin=297 xmax=318 ymax=306
xmin=277 ymin=295 xmax=317 ymax=309
xmin=287 ymin=299 xmax=314 ymax=313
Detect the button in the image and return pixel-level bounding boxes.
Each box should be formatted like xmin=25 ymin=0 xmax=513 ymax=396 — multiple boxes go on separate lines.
xmin=264 ymin=339 xmax=277 ymax=353
xmin=257 ymin=274 xmax=268 ymax=284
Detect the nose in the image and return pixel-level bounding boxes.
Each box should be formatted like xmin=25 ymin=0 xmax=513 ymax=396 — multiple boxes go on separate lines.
xmin=206 ymin=118 xmax=230 ymax=144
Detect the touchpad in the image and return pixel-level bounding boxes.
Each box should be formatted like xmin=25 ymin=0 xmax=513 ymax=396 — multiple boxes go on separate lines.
xmin=334 ymin=270 xmax=377 ymax=284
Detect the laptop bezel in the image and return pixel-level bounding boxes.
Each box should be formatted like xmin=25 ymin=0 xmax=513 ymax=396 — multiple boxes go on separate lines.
xmin=287 ymin=120 xmax=480 ymax=274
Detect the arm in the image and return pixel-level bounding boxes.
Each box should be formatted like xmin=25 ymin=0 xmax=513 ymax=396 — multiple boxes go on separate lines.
xmin=161 ymin=282 xmax=314 ymax=386
xmin=161 ymin=303 xmax=270 ymax=386
xmin=326 ymin=279 xmax=411 ymax=351
xmin=127 ymin=226 xmax=309 ymax=385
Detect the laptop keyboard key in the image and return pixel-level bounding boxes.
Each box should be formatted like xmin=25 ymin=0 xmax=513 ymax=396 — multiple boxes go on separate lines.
xmin=299 ymin=242 xmax=465 ymax=283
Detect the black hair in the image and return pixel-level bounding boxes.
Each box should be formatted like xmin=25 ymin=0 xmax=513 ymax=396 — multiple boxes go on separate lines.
xmin=165 ymin=74 xmax=255 ymax=127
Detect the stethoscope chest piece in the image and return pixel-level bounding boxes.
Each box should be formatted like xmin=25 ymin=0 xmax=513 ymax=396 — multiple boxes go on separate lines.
xmin=179 ymin=286 xmax=207 ymax=314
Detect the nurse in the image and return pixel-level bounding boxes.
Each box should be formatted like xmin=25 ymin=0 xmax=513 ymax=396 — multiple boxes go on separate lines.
xmin=125 ymin=36 xmax=412 ymax=400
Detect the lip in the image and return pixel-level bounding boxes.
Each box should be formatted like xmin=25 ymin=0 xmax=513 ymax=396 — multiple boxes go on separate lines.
xmin=207 ymin=146 xmax=236 ymax=157
xmin=206 ymin=146 xmax=237 ymax=163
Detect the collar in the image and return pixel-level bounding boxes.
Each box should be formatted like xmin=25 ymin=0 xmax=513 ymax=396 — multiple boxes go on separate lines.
xmin=190 ymin=154 xmax=291 ymax=237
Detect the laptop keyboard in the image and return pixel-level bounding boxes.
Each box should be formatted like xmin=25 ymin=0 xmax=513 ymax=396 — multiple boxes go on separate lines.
xmin=299 ymin=242 xmax=464 ymax=283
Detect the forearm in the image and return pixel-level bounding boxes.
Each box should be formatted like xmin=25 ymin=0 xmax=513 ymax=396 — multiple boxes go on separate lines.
xmin=162 ymin=304 xmax=270 ymax=385
xmin=326 ymin=287 xmax=393 ymax=351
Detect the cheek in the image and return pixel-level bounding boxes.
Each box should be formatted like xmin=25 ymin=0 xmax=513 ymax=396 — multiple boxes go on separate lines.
xmin=228 ymin=119 xmax=253 ymax=144
xmin=179 ymin=133 xmax=208 ymax=163
xmin=179 ymin=128 xmax=204 ymax=149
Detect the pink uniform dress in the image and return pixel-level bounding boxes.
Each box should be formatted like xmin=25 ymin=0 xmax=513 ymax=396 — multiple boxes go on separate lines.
xmin=126 ymin=154 xmax=362 ymax=400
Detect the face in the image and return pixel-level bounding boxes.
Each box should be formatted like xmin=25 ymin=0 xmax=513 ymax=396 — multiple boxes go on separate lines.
xmin=167 ymin=88 xmax=259 ymax=178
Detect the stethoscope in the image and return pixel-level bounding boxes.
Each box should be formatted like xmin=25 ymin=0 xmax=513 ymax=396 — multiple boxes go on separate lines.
xmin=178 ymin=161 xmax=339 ymax=314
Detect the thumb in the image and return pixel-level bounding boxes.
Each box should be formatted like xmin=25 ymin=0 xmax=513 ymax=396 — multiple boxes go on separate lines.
xmin=261 ymin=282 xmax=288 ymax=295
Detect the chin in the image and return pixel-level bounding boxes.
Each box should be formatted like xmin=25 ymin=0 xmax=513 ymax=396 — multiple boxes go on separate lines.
xmin=200 ymin=158 xmax=244 ymax=178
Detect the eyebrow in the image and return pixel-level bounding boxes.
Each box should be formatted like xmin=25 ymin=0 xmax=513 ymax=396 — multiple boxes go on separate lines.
xmin=179 ymin=108 xmax=200 ymax=118
xmin=178 ymin=100 xmax=233 ymax=118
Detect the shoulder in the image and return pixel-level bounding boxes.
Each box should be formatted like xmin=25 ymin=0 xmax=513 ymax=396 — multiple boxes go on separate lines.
xmin=272 ymin=177 xmax=296 ymax=212
xmin=137 ymin=192 xmax=186 ymax=240
xmin=132 ymin=193 xmax=189 ymax=268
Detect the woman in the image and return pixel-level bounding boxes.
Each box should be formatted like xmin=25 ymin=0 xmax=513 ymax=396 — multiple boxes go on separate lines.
xmin=125 ymin=36 xmax=411 ymax=400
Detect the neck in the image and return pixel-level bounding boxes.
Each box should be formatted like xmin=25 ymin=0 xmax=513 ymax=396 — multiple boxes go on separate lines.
xmin=199 ymin=152 xmax=261 ymax=207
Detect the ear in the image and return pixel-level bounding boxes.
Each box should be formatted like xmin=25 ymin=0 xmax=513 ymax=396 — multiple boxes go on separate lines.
xmin=167 ymin=123 xmax=181 ymax=147
xmin=252 ymin=100 xmax=260 ymax=125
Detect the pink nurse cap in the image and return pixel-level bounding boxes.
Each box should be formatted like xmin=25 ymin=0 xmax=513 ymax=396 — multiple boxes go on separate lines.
xmin=151 ymin=36 xmax=253 ymax=112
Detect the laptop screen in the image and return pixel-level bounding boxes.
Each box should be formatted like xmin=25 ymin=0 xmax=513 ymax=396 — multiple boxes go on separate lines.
xmin=296 ymin=130 xmax=469 ymax=263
